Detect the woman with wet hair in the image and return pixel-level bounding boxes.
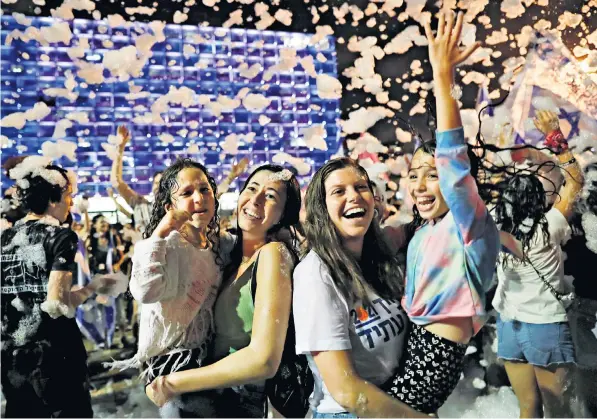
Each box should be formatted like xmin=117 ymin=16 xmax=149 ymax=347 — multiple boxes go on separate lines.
xmin=145 ymin=164 xmax=303 ymax=418
xmin=1 ymin=161 xmax=117 ymax=417
xmin=378 ymin=12 xmax=500 ymax=414
xmin=108 ymin=158 xmax=233 ymax=417
xmin=493 ymin=110 xmax=584 ymax=418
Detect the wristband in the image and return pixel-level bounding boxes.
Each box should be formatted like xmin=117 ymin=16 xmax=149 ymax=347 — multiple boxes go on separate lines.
xmin=544 ymin=129 xmax=568 ymax=154
xmin=560 ymin=158 xmax=577 ymax=167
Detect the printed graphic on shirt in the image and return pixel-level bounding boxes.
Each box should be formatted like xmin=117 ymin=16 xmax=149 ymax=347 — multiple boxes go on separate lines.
xmin=350 ymin=298 xmax=406 ymax=350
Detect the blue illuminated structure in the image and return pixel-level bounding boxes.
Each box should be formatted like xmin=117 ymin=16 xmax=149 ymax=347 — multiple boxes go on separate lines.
xmin=0 ymin=16 xmax=341 ymax=195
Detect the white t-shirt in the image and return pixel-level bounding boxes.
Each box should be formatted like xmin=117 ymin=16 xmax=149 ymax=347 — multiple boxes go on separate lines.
xmin=494 ymin=208 xmax=572 ymax=324
xmin=293 ymin=250 xmax=408 ymax=414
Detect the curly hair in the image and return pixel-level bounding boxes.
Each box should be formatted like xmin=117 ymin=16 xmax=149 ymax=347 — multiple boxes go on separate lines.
xmin=144 ymin=158 xmax=223 ymax=269
xmin=223 ymin=164 xmax=303 ymax=282
xmin=304 ymin=157 xmax=404 ymax=305
xmin=493 ymin=174 xmax=550 ymax=267
xmin=15 ymin=165 xmax=69 ymax=215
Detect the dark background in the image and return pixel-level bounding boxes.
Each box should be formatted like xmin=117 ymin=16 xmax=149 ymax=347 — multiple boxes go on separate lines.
xmin=2 ymin=0 xmax=594 ymax=148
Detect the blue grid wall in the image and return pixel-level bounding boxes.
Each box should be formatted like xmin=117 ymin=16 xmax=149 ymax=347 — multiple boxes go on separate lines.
xmin=0 ymin=16 xmax=341 ymax=195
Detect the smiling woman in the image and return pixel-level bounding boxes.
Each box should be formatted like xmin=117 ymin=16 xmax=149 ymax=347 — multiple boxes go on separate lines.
xmin=143 ymin=164 xmax=306 ymax=418
xmin=407 ymin=148 xmax=449 ymax=219
xmin=291 ymin=157 xmax=424 ymax=418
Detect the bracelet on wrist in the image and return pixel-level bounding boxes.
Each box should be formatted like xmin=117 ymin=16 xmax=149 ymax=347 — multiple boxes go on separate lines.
xmin=544 ymin=129 xmax=568 ymax=154
xmin=560 ymin=158 xmax=577 ymax=167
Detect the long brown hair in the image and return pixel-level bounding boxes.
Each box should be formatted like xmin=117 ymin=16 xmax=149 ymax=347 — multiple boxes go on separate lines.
xmin=303 ymin=157 xmax=404 ymax=305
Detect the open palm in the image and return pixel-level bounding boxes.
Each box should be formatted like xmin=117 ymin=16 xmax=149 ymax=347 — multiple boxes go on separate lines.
xmin=423 ymin=11 xmax=480 ymax=75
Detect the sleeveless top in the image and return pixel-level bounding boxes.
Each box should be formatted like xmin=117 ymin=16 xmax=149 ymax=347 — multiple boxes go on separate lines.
xmin=212 ymin=259 xmax=268 ymax=418
xmin=213 ymin=261 xmax=257 ymax=360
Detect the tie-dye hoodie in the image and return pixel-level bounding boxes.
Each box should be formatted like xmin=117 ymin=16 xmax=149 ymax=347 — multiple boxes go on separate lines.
xmin=403 ymin=127 xmax=500 ymax=335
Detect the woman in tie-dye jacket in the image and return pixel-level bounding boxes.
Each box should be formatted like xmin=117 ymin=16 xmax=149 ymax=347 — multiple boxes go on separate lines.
xmin=381 ymin=12 xmax=500 ymax=414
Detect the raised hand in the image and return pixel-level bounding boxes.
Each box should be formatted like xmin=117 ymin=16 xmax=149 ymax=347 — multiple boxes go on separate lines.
xmin=117 ymin=125 xmax=132 ymax=150
xmin=533 ymin=110 xmax=560 ymax=135
xmin=152 ymin=209 xmax=192 ymax=239
xmin=423 ymin=11 xmax=480 ymax=76
xmin=230 ymin=157 xmax=249 ymax=179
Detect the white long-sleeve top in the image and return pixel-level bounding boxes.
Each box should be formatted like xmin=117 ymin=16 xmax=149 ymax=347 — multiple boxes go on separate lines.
xmin=109 ymin=231 xmax=233 ymax=379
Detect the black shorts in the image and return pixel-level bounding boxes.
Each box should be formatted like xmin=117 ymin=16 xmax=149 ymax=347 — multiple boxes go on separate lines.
xmin=383 ymin=322 xmax=467 ymax=414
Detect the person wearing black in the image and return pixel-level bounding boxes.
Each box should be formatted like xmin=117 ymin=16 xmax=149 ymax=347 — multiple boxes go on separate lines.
xmin=563 ymin=162 xmax=597 ymax=417
xmin=1 ymin=161 xmax=114 ymax=417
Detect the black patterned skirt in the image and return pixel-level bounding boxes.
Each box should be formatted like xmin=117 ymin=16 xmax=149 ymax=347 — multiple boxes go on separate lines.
xmin=382 ymin=322 xmax=467 ymax=414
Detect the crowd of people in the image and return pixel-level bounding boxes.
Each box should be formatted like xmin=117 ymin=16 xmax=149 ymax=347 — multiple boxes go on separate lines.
xmin=1 ymin=11 xmax=596 ymax=419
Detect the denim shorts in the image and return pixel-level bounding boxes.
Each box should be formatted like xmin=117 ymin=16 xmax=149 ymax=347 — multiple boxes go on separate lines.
xmin=313 ymin=411 xmax=357 ymax=418
xmin=496 ymin=314 xmax=576 ymax=367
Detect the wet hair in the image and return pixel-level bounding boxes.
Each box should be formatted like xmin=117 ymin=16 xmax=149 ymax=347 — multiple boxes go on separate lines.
xmin=15 ymin=165 xmax=70 ymax=215
xmin=144 ymin=158 xmax=222 ymax=268
xmin=304 ymin=157 xmax=404 ymax=305
xmin=404 ymin=141 xmax=489 ymax=242
xmin=224 ymin=164 xmax=302 ymax=281
xmin=494 ymin=174 xmax=550 ymax=267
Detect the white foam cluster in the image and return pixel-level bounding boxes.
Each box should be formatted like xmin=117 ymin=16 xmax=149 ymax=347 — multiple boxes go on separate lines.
xmin=40 ymin=299 xmax=75 ymax=319
xmin=341 ymin=106 xmax=394 ymax=134
xmin=299 ymin=124 xmax=328 ymax=151
xmin=360 ymin=159 xmax=390 ymax=181
xmin=272 ymin=152 xmax=311 ymax=175
xmin=1 ymin=102 xmax=52 ymax=129
xmin=52 ymin=119 xmax=74 ymax=139
xmin=242 ymin=93 xmax=271 ymax=111
xmin=384 ymin=25 xmax=428 ymax=55
xmin=11 ymin=305 xmax=43 ymax=346
xmin=41 ymin=139 xmax=78 ymax=161
xmin=348 ymin=132 xmax=387 ymax=158
xmin=316 ymin=74 xmax=343 ymax=99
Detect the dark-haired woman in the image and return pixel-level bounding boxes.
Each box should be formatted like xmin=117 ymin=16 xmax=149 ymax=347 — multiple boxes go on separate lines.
xmin=145 ymin=165 xmax=302 ymax=418
xmin=494 ymin=110 xmax=583 ymax=418
xmin=108 ymin=158 xmax=232 ymax=417
xmin=293 ymin=157 xmax=425 ymax=418
xmin=79 ymin=214 xmax=124 ymax=348
xmin=1 ymin=161 xmax=117 ymax=417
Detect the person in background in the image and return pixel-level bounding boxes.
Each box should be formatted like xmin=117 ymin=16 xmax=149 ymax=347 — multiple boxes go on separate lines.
xmin=111 ymin=125 xmax=163 ymax=235
xmin=371 ymin=179 xmax=389 ymax=224
xmin=79 ymin=214 xmax=124 ymax=348
xmin=1 ymin=156 xmax=28 ymax=226
xmin=563 ymin=162 xmax=597 ymax=417
xmin=494 ymin=110 xmax=584 ymax=418
xmin=1 ymin=161 xmax=118 ymax=417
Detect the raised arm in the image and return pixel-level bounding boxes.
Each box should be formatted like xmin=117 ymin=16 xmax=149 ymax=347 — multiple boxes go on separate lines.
xmin=532 ymin=110 xmax=584 ymax=220
xmin=107 ymin=187 xmax=133 ymax=218
xmin=146 ymin=242 xmax=293 ymax=403
xmin=110 ymin=125 xmax=146 ymax=208
xmin=216 ymin=157 xmax=249 ymax=198
xmin=425 ymin=12 xmax=488 ymax=244
xmin=424 ymin=12 xmax=479 ymax=131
